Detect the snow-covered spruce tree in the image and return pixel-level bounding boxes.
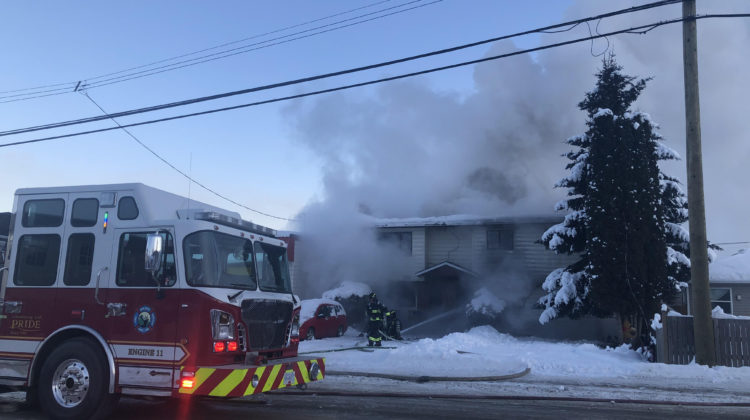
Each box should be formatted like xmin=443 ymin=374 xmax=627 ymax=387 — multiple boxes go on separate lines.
xmin=540 ymin=56 xmax=687 ymax=347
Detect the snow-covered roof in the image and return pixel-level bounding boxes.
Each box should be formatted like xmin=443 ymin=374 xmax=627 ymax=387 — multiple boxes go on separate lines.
xmin=415 ymin=261 xmax=479 ymax=278
xmin=709 ymin=249 xmax=750 ymax=284
xmin=374 ymin=214 xmax=563 ymax=228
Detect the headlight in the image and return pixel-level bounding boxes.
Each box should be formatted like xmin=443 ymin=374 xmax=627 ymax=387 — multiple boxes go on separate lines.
xmin=210 ymin=309 xmax=235 ymax=340
xmin=291 ymin=313 xmax=300 ymax=337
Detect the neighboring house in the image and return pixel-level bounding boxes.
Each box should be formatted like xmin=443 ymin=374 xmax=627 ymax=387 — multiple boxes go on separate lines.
xmin=373 ymin=215 xmax=618 ymax=341
xmin=684 ymin=249 xmax=750 ymax=317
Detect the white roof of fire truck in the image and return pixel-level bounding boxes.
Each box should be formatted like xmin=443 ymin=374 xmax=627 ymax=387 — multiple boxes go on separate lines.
xmin=15 ymin=183 xmax=280 ymax=239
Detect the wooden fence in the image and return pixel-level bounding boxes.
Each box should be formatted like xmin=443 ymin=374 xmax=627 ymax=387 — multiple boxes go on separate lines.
xmin=655 ymin=314 xmax=750 ymax=367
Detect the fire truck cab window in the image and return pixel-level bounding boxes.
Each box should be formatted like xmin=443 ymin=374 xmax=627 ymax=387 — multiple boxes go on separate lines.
xmin=116 ymin=232 xmax=176 ymax=287
xmin=64 ymin=233 xmax=95 ymax=286
xmin=117 ymin=196 xmax=139 ymax=220
xmin=22 ymin=199 xmax=65 ymax=227
xmin=254 ymin=242 xmax=291 ymax=293
xmin=71 ymin=198 xmax=99 ymax=227
xmin=13 ymin=234 xmax=61 ymax=286
xmin=183 ymin=231 xmax=257 ymax=290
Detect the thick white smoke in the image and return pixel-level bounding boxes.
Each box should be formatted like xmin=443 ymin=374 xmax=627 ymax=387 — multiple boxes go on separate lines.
xmin=284 ymin=0 xmax=750 ymax=298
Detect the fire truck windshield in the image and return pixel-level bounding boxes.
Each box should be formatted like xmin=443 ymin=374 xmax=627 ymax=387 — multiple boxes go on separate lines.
xmin=183 ymin=231 xmax=257 ymax=290
xmin=254 ymin=241 xmax=292 ymax=294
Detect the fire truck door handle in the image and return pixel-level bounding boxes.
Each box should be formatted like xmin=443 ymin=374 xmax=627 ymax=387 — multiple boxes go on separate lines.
xmin=94 ymin=267 xmax=109 ymax=305
xmin=149 ymin=370 xmax=170 ymax=377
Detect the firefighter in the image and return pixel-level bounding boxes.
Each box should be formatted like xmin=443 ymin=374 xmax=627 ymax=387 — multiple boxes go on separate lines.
xmin=384 ymin=308 xmax=402 ymax=340
xmin=366 ymin=292 xmax=384 ymax=347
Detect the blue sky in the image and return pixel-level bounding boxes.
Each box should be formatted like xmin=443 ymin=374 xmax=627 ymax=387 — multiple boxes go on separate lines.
xmin=0 ymin=0 xmax=571 ymax=225
xmin=2 ymin=0 xmax=750 ymax=255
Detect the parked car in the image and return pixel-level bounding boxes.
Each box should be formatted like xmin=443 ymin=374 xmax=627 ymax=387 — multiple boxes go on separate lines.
xmin=299 ymin=298 xmax=347 ymax=340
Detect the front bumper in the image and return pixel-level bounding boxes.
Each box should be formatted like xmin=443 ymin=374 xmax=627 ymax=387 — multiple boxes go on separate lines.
xmin=178 ymin=357 xmax=325 ymax=397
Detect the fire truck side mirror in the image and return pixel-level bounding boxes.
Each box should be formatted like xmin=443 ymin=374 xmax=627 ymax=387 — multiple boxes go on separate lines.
xmin=145 ymin=234 xmax=163 ymax=273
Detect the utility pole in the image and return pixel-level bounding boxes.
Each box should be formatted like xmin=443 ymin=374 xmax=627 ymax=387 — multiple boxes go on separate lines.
xmin=682 ymin=0 xmax=715 ymax=366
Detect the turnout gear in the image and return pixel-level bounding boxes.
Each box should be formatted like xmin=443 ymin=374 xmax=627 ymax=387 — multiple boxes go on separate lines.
xmin=384 ymin=309 xmax=402 ymax=340
xmin=367 ymin=294 xmax=384 ymax=347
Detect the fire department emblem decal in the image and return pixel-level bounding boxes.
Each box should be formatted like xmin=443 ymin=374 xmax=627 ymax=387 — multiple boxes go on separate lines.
xmin=133 ymin=306 xmax=156 ymax=333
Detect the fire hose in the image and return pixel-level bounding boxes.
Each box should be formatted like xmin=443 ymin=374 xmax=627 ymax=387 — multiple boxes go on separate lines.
xmin=325 ymin=367 xmax=531 ymax=383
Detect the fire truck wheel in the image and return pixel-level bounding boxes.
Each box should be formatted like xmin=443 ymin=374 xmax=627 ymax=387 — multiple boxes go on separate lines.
xmin=306 ymin=327 xmax=316 ymax=340
xmin=37 ymin=338 xmax=113 ymax=420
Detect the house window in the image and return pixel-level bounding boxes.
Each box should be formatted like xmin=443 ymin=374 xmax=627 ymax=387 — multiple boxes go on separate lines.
xmin=710 ymin=287 xmax=732 ymax=314
xmin=487 ymin=227 xmax=514 ymax=250
xmin=379 ymin=231 xmax=412 ymax=255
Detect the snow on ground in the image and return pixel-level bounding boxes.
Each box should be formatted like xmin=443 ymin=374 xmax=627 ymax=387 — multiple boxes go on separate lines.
xmin=300 ymin=325 xmax=750 ymax=403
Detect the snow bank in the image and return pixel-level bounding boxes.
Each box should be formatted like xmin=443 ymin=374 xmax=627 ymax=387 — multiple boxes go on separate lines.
xmin=712 ymin=305 xmax=750 ymax=320
xmin=322 ymin=281 xmax=372 ymax=300
xmin=466 ymin=287 xmax=505 ymax=316
xmin=709 ymin=249 xmax=750 ymax=283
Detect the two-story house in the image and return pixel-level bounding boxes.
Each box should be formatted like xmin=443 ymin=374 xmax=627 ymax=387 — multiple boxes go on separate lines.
xmin=374 ymin=215 xmax=618 ymax=341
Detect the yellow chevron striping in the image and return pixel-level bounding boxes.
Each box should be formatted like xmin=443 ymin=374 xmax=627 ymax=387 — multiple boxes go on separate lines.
xmin=261 ymin=364 xmax=283 ymax=393
xmin=297 ymin=361 xmax=310 ymax=383
xmin=180 ymin=368 xmax=216 ymax=395
xmin=243 ymin=366 xmax=266 ymax=396
xmin=209 ymin=368 xmax=248 ymax=397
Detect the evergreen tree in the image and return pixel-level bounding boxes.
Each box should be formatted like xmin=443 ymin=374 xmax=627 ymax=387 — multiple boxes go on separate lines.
xmin=539 ymin=56 xmax=689 ymax=347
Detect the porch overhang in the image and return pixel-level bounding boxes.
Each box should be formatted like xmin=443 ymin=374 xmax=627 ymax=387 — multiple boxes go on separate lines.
xmin=415 ymin=261 xmax=479 ymax=279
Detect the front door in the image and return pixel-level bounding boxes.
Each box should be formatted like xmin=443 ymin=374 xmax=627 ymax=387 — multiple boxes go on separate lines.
xmin=105 ymin=228 xmax=182 ymax=391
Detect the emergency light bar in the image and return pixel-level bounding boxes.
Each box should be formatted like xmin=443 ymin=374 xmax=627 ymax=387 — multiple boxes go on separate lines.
xmin=193 ymin=211 xmax=277 ymax=237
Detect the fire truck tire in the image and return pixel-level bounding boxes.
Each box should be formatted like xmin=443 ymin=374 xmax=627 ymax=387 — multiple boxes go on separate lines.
xmin=306 ymin=327 xmax=316 ymax=340
xmin=37 ymin=338 xmax=115 ymax=420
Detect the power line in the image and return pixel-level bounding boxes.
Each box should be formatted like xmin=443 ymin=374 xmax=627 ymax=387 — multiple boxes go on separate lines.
xmin=0 ymin=0 xmax=684 ymax=137
xmin=8 ymin=13 xmax=744 ymax=149
xmin=0 ymin=0 xmax=394 ymax=96
xmin=0 ymin=0 xmax=439 ymax=103
xmin=82 ymin=92 xmax=294 ymax=221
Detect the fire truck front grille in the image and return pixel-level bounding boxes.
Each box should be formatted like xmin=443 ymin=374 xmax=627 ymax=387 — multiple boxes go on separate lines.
xmin=240 ymin=299 xmax=293 ymax=351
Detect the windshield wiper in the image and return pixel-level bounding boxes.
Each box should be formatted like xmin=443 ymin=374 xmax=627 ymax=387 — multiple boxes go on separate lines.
xmin=227 ymin=283 xmax=254 ymax=302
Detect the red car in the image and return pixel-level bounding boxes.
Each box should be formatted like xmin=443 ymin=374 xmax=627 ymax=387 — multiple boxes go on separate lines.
xmin=299 ymin=299 xmax=347 ymax=340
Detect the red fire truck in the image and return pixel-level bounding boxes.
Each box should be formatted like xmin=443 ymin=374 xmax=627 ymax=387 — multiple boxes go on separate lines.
xmin=0 ymin=184 xmax=324 ymax=419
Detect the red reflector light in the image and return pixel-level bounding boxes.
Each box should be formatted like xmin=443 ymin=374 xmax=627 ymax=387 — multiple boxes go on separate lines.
xmin=181 ymin=379 xmax=195 ymax=389
xmin=227 ymin=341 xmax=238 ymax=352
xmin=213 ymin=341 xmax=226 ymax=352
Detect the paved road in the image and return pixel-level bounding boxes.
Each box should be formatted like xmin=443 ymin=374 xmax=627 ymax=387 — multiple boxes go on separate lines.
xmin=2 ymin=393 xmax=749 ymax=419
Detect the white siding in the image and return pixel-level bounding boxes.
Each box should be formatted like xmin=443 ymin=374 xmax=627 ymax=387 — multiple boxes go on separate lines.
xmin=379 ymin=227 xmax=426 ymax=279
xmin=426 ymin=226 xmax=476 ymax=270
